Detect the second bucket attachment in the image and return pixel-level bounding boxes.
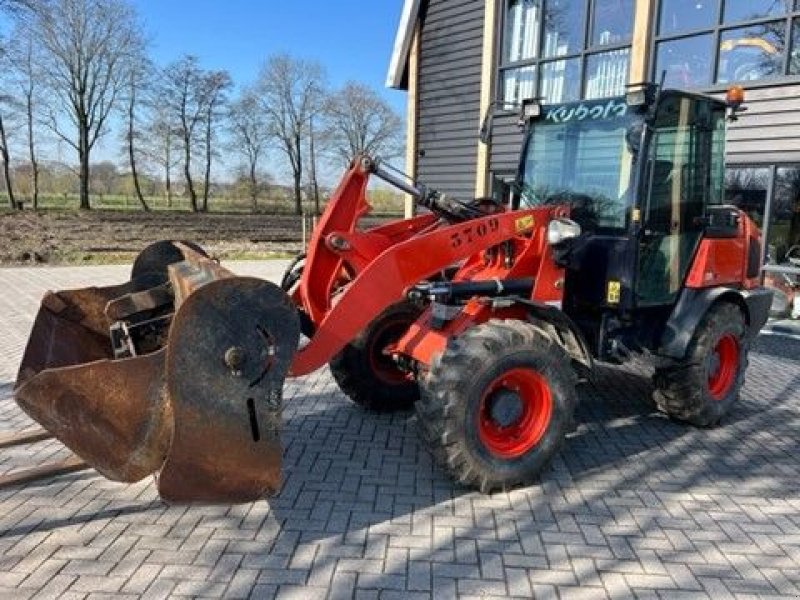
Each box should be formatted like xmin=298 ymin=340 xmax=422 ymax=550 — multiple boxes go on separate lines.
xmin=14 ymin=242 xmax=300 ymax=504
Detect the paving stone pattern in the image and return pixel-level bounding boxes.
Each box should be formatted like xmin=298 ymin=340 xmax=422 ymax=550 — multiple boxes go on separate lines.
xmin=0 ymin=263 xmax=799 ymax=599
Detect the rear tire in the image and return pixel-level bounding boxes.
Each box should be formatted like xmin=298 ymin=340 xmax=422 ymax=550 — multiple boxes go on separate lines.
xmin=279 ymin=253 xmax=315 ymax=338
xmin=416 ymin=320 xmax=577 ymax=493
xmin=653 ymin=302 xmax=748 ymax=427
xmin=329 ymin=302 xmax=421 ymax=412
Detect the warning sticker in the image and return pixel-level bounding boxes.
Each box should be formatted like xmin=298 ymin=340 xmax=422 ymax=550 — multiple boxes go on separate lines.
xmin=515 ymin=215 xmax=535 ymax=233
xmin=607 ymin=281 xmax=621 ymax=304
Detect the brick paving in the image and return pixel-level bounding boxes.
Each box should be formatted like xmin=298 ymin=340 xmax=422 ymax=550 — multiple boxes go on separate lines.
xmin=0 ymin=262 xmax=799 ymax=599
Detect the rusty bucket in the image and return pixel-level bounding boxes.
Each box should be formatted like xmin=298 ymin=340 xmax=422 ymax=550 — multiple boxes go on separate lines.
xmin=13 ymin=242 xmax=300 ymax=504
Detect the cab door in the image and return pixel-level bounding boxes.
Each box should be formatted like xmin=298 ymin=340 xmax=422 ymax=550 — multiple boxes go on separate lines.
xmin=636 ymin=94 xmax=726 ymax=306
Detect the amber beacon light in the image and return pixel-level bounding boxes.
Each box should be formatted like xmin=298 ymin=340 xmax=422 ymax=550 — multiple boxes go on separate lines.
xmin=726 ymin=85 xmax=745 ymax=109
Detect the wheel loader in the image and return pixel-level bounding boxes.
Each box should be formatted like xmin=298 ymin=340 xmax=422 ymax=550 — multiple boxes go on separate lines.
xmin=13 ymin=84 xmax=772 ymax=502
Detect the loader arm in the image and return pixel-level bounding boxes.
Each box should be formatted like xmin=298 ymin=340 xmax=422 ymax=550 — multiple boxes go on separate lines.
xmin=290 ymin=209 xmax=542 ymax=376
xmin=299 ymin=158 xmax=438 ymax=323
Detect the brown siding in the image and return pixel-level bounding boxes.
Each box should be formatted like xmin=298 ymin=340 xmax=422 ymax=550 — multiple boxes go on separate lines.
xmin=416 ymin=0 xmax=485 ymax=199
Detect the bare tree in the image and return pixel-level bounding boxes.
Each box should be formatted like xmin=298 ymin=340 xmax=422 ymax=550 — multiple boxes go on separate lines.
xmin=228 ymin=88 xmax=270 ymax=211
xmin=256 ymin=54 xmax=326 ymax=215
xmin=120 ymin=55 xmax=151 ymax=211
xmin=0 ymin=0 xmax=39 ymax=14
xmin=323 ymin=82 xmax=403 ymax=166
xmin=8 ymin=32 xmax=41 ymax=209
xmin=142 ymin=102 xmax=179 ymax=207
xmin=200 ymin=70 xmax=231 ymax=212
xmin=90 ymin=160 xmax=118 ymax=196
xmin=160 ymin=56 xmax=216 ymax=212
xmin=0 ymin=95 xmax=18 ymax=209
xmin=32 ymin=0 xmax=144 ymax=210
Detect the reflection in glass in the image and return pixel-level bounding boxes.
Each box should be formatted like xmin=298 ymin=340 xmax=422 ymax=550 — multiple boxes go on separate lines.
xmin=592 ymin=0 xmax=635 ymax=46
xmin=790 ymin=18 xmax=800 ymax=74
xmin=724 ymin=168 xmax=770 ymax=228
xmin=771 ymin=167 xmax=800 ymax=263
xmin=585 ymin=49 xmax=630 ymax=99
xmin=540 ymin=58 xmax=581 ymax=103
xmin=655 ymin=35 xmax=714 ymax=88
xmin=723 ymin=0 xmax=790 ymax=24
xmin=504 ymin=0 xmax=541 ymax=63
xmin=542 ymin=0 xmax=585 ymax=58
xmin=503 ymin=65 xmax=537 ymax=103
xmin=659 ymin=0 xmax=718 ymax=35
xmin=717 ymin=23 xmax=785 ymax=83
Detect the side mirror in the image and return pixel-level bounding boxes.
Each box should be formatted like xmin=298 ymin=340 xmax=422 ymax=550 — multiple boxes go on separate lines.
xmin=479 ymin=105 xmax=494 ymax=145
xmin=480 ymin=101 xmax=526 ymax=144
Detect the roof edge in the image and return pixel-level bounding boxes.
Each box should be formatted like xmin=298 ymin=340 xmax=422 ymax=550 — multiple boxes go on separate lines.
xmin=386 ymin=0 xmax=422 ymax=89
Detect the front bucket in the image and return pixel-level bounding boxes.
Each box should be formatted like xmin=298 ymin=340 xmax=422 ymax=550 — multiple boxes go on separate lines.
xmin=13 ymin=242 xmax=300 ymax=503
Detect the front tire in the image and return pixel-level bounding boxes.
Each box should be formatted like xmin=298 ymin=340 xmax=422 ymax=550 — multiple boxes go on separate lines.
xmin=653 ymin=302 xmax=748 ymax=427
xmin=416 ymin=320 xmax=577 ymax=493
xmin=329 ymin=302 xmax=422 ymax=412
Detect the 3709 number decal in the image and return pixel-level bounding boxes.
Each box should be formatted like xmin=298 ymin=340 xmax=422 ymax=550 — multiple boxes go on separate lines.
xmin=450 ymin=217 xmax=500 ymax=249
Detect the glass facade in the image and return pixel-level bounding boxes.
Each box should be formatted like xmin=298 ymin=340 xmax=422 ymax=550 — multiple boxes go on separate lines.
xmin=654 ymin=0 xmax=800 ymax=87
xmin=650 ymin=0 xmax=800 ymax=288
xmin=724 ymin=167 xmax=770 ymax=229
xmin=772 ymin=167 xmax=800 ymax=264
xmin=500 ymin=0 xmax=634 ymax=104
xmin=494 ymin=0 xmax=800 ymax=289
xmin=725 ymin=166 xmax=800 ymax=278
xmin=717 ymin=24 xmax=785 ymax=83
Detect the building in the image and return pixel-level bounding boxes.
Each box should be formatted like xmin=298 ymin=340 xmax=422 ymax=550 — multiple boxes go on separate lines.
xmin=387 ymin=0 xmax=800 ymax=289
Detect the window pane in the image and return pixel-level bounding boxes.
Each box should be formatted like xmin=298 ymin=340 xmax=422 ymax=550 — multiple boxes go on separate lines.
xmin=519 ymin=99 xmax=636 ymax=231
xmin=717 ymin=23 xmax=785 ymax=83
xmin=592 ymin=0 xmax=635 ymax=46
xmin=770 ymin=167 xmax=800 ymax=264
xmin=502 ymin=65 xmax=538 ymax=103
xmin=725 ymin=167 xmax=769 ymax=229
xmin=584 ymin=48 xmax=630 ymax=99
xmin=659 ymin=0 xmax=718 ymax=35
xmin=638 ymin=96 xmax=723 ymax=304
xmin=655 ymin=34 xmax=714 ymax=88
xmin=542 ymin=0 xmax=585 ymax=58
xmin=790 ymin=18 xmax=800 ymax=74
xmin=710 ymin=117 xmax=727 ymax=205
xmin=540 ymin=58 xmax=581 ymax=103
xmin=504 ymin=0 xmax=541 ymax=63
xmin=723 ymin=0 xmax=790 ymax=24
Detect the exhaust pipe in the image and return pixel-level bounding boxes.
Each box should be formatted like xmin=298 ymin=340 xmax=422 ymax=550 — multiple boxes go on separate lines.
xmin=14 ymin=242 xmax=300 ymax=504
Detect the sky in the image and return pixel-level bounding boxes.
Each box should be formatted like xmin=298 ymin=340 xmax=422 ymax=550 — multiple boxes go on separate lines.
xmin=0 ymin=1 xmax=410 ymax=183
xmin=135 ymin=0 xmax=408 ymax=114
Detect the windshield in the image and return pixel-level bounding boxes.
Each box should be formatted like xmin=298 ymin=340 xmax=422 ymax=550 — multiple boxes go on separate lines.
xmin=518 ymin=98 xmax=641 ymax=233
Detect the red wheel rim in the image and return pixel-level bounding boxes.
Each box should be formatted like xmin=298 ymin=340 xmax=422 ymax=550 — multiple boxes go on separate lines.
xmin=708 ymin=334 xmax=739 ymax=400
xmin=367 ymin=318 xmax=411 ymax=385
xmin=478 ymin=368 xmax=553 ymax=459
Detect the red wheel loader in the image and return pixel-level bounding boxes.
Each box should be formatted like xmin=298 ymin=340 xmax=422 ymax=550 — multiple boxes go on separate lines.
xmin=12 ymin=84 xmax=772 ymax=501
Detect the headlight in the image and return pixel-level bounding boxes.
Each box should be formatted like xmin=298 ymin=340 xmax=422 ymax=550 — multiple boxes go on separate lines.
xmin=547 ymin=218 xmax=582 ymax=246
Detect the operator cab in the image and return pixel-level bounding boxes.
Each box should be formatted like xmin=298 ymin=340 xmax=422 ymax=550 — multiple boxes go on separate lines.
xmin=513 ymin=88 xmax=731 ymax=361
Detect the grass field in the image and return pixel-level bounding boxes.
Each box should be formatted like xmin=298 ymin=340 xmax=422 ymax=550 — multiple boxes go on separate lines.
xmin=5 ymin=189 xmax=407 ymax=216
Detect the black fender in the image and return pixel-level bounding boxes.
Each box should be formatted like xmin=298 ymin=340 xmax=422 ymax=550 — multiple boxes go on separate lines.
xmin=658 ymin=286 xmax=773 ymax=360
xmin=516 ymin=299 xmax=594 ymax=377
